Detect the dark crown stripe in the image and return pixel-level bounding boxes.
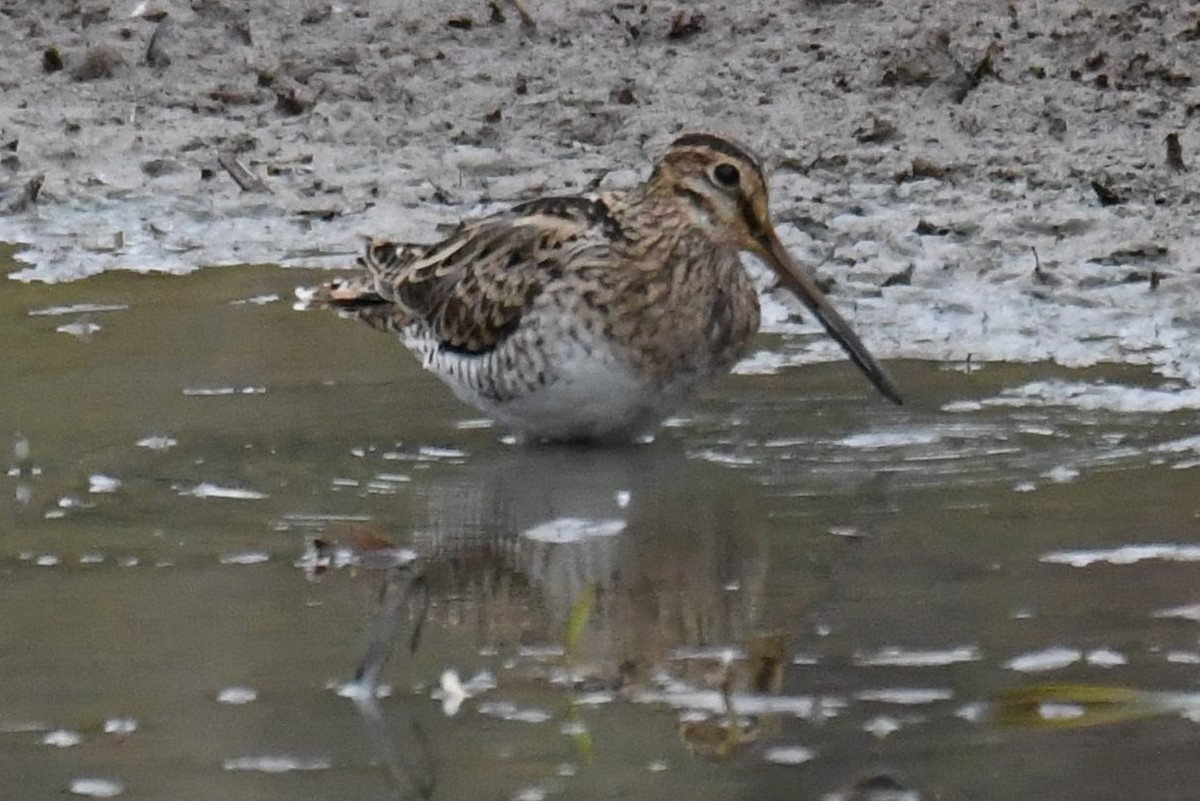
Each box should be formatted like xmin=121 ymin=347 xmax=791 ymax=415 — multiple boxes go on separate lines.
xmin=668 ymin=133 xmax=765 ymax=182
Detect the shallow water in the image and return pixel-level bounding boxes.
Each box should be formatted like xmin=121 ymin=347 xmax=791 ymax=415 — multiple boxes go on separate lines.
xmin=3 ymin=252 xmax=1200 ymax=800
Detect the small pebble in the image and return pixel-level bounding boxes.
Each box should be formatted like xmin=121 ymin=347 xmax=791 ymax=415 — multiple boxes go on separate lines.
xmin=71 ymin=46 xmax=126 ymax=82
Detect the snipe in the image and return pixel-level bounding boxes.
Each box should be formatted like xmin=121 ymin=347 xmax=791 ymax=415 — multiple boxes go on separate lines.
xmin=297 ymin=133 xmax=901 ymax=442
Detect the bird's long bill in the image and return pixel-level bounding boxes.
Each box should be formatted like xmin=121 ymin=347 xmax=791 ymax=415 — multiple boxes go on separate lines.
xmin=755 ymin=228 xmax=903 ymax=405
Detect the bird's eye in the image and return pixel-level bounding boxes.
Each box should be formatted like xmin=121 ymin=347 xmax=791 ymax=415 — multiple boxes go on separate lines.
xmin=712 ymin=163 xmax=740 ymax=189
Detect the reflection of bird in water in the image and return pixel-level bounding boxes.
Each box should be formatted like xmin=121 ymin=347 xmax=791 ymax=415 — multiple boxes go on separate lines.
xmin=328 ymin=445 xmax=770 ymax=687
xmin=407 ymin=446 xmax=768 ymax=640
xmin=298 ymin=133 xmax=901 ymax=443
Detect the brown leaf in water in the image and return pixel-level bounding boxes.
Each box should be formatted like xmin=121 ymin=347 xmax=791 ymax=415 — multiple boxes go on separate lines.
xmin=350 ymin=526 xmax=394 ymax=553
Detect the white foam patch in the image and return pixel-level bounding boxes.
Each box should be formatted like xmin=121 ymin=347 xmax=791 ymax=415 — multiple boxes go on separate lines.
xmin=433 ymin=669 xmax=496 ymax=716
xmin=696 ymin=450 xmax=757 ymax=467
xmin=229 ymin=294 xmax=279 ymax=306
xmin=223 ymin=756 xmax=331 ymax=773
xmin=863 ymin=715 xmax=902 ymax=738
xmin=634 ymin=687 xmax=840 ymax=720
xmin=855 ymin=646 xmax=981 ymax=667
xmin=219 ymin=552 xmax=269 ymax=565
xmin=1042 ymin=465 xmax=1080 ymax=483
xmin=522 ymin=517 xmax=626 ymax=544
xmin=955 ymin=702 xmax=987 ymax=723
xmin=279 ymin=512 xmax=372 ymax=523
xmin=0 ymin=721 xmax=50 ymax=734
xmin=418 ymin=445 xmax=466 ymax=459
xmin=1085 ymin=648 xmax=1127 ymax=667
xmin=217 ymin=686 xmax=258 ymax=704
xmin=947 ymin=380 xmax=1200 ymax=414
xmin=42 ymin=729 xmax=84 ymax=747
xmin=854 ymin=688 xmax=953 ymax=705
xmin=1155 ymin=435 xmax=1200 ymax=454
xmin=88 ymin=474 xmax=121 ymax=494
xmin=1153 ymin=603 xmax=1200 ymax=622
xmin=1039 ymin=703 xmax=1086 ymax=721
xmin=1042 ymin=545 xmax=1200 ymax=567
xmin=573 ymin=691 xmax=614 ymax=706
xmin=57 ymin=321 xmax=102 ymax=337
xmin=668 ymin=646 xmax=745 ymax=662
xmin=68 ymin=778 xmax=125 ymax=798
xmin=333 ymin=677 xmax=394 ymax=700
xmin=838 ymin=428 xmax=946 ymax=449
xmin=1005 ymin=647 xmax=1082 ymax=673
xmin=179 ymin=483 xmax=268 ymax=500
xmin=477 ymin=701 xmax=552 ymax=724
xmin=763 ymin=745 xmax=816 ymax=765
xmin=454 ymin=418 xmax=494 ymax=429
xmin=731 ymin=350 xmax=791 ymax=376
xmin=29 ymin=303 xmax=128 ymax=316
xmin=182 ymin=386 xmax=266 ymax=396
xmin=103 ymin=717 xmax=138 ymax=734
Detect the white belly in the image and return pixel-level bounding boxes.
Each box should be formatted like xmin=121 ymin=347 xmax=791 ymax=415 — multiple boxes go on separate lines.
xmin=477 ymin=363 xmax=666 ymax=443
xmin=419 ymin=334 xmax=694 ymax=443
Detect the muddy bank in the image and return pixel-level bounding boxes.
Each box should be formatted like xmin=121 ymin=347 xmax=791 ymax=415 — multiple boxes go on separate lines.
xmin=1 ymin=0 xmax=1198 ymax=387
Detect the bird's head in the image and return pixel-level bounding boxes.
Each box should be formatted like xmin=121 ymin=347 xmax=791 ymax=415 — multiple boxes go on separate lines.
xmin=649 ymin=132 xmax=902 ymax=405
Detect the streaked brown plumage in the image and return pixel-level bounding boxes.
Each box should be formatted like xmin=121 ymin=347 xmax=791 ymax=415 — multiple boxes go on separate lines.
xmin=298 ymin=132 xmax=901 ymax=442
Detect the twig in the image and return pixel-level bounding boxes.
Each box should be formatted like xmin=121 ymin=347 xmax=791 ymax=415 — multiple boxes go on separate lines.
xmin=507 ymin=0 xmax=536 ymax=29
xmin=216 ymin=151 xmax=269 ymax=193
